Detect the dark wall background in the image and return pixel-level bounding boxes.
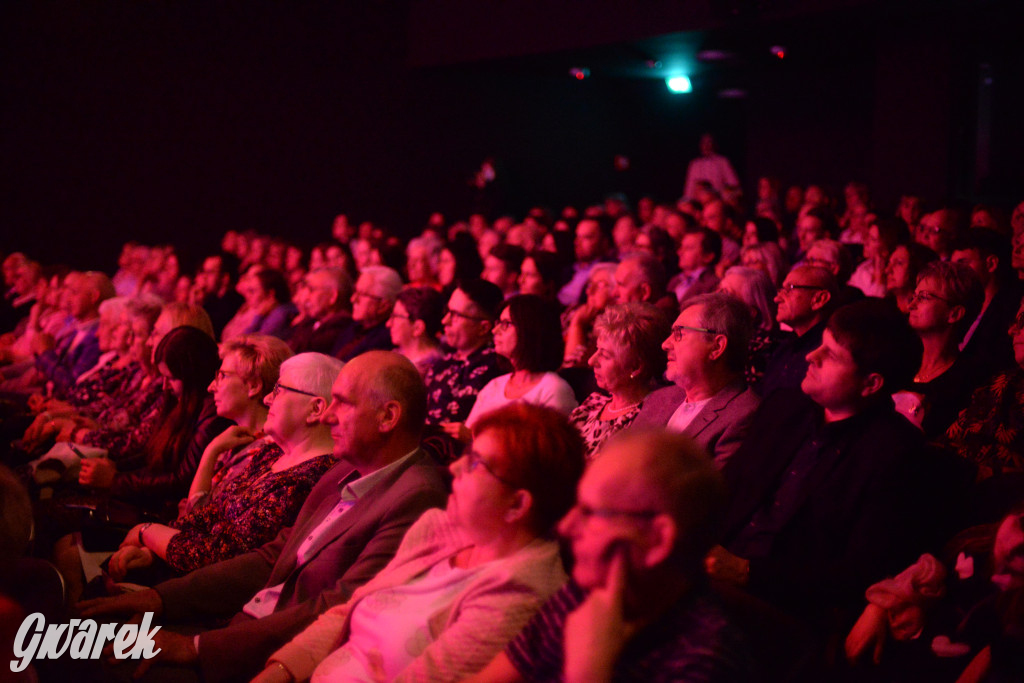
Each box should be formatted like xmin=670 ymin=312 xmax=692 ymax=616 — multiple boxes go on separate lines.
xmin=1 ymin=1 xmax=1020 ymax=272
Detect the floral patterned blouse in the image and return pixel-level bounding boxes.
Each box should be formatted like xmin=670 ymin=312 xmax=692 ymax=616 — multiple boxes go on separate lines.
xmin=423 ymin=344 xmax=508 ymax=425
xmin=569 ymin=392 xmax=643 ymax=461
xmin=941 ymin=369 xmax=1024 ymax=480
xmin=164 ymin=441 xmax=335 ymax=574
xmin=83 ymin=377 xmax=170 ymax=460
xmin=745 ymin=328 xmax=787 ymax=387
xmin=65 ymin=359 xmax=140 ymax=411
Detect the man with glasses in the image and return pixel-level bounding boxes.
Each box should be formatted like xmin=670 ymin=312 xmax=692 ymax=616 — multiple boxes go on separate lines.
xmin=467 ymin=428 xmax=749 ymax=682
xmin=633 ymin=292 xmax=759 ymax=467
xmin=287 ymin=267 xmax=354 ymax=354
xmin=79 ymin=351 xmax=448 ymax=682
xmin=424 ymin=278 xmax=508 ymax=427
xmin=759 ymin=264 xmax=837 ymax=397
xmin=331 ymin=265 xmax=400 ymax=360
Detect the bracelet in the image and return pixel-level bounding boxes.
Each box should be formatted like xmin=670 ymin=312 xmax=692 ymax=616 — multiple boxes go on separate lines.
xmin=138 ymin=522 xmax=153 ymax=546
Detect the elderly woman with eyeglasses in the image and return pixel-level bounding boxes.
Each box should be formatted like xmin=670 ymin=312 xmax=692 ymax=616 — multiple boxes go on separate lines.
xmin=568 ymin=303 xmax=671 ymax=460
xmin=251 ymin=404 xmax=584 ymax=683
xmin=106 ymin=351 xmax=343 ymax=581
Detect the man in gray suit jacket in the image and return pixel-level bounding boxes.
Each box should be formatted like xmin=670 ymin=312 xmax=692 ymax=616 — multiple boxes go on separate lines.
xmin=633 ymin=292 xmax=759 ymax=467
xmin=79 ymin=351 xmax=448 ymax=682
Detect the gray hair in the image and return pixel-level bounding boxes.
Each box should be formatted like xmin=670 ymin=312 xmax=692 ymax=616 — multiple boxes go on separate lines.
xmin=98 ymin=296 xmax=131 ymax=323
xmin=740 ymin=242 xmax=789 ymax=287
xmin=359 ymin=265 xmax=403 ymax=303
xmin=720 ymin=266 xmax=777 ymax=332
xmin=280 ymin=353 xmax=345 ymax=401
xmin=681 ymin=292 xmax=754 ymax=374
xmin=621 ymin=253 xmax=668 ymax=298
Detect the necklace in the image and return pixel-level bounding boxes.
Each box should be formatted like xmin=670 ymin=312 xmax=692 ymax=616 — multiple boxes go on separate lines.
xmin=603 ymin=399 xmax=640 ymax=417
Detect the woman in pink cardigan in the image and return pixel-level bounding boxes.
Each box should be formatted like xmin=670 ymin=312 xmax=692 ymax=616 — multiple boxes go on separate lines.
xmin=250 ymin=403 xmax=585 ymax=683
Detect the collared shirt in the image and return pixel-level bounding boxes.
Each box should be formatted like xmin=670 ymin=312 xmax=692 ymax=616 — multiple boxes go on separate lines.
xmin=666 ymin=397 xmax=712 ymax=433
xmin=241 ymin=449 xmax=420 ymax=619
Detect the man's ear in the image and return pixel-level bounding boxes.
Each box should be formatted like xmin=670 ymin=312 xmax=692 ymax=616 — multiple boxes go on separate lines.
xmin=639 ymin=282 xmax=653 ymax=302
xmin=376 ymin=399 xmax=402 ymax=433
xmin=641 ymin=514 xmax=677 ymax=569
xmin=984 ymin=254 xmax=999 ymax=275
xmin=707 ymin=334 xmax=728 ymax=362
xmin=811 ymin=290 xmax=832 ymax=312
xmin=411 ymin=319 xmax=427 ymax=338
xmin=859 ymin=372 xmax=885 ymax=399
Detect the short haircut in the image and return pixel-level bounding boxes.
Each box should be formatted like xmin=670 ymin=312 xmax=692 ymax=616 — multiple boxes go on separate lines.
xmin=622 ymin=253 xmax=668 ymax=298
xmin=807 ymin=239 xmax=852 ymax=284
xmin=601 ymin=428 xmax=726 ymax=577
xmin=917 ymin=261 xmax=985 ymax=337
xmin=360 ymin=265 xmax=403 ymax=303
xmin=790 ymin=264 xmax=839 ymax=297
xmin=502 ymin=294 xmax=564 ymax=372
xmin=953 ymin=228 xmax=1012 ymax=280
xmin=309 ymin=267 xmax=354 ymax=306
xmin=162 ymin=301 xmax=215 ymax=338
xmin=254 ymin=267 xmax=292 ymax=304
xmin=396 ymin=286 xmax=446 ymax=337
xmin=693 ymin=227 xmax=723 ymax=264
xmin=682 ymin=292 xmax=754 ymax=374
xmin=98 ymin=296 xmax=130 ymax=322
xmin=721 ymin=266 xmax=777 ymax=332
xmin=125 ymin=296 xmax=164 ymax=331
xmin=472 ymin=403 xmax=585 ymax=536
xmin=488 ymin=244 xmax=526 ymax=274
xmin=82 ymin=271 xmax=116 ymax=303
xmin=456 ymin=278 xmax=504 ymax=321
xmin=827 ymin=299 xmax=923 ymax=393
xmin=357 ymin=351 xmax=427 ymax=437
xmin=220 ymin=334 xmax=295 ymax=400
xmin=593 ymin=302 xmax=671 ymax=384
xmin=805 ymin=206 xmax=839 ymax=238
xmin=280 ymin=352 xmax=345 ymax=402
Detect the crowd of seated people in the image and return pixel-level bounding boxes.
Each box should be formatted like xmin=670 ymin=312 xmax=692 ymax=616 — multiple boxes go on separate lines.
xmin=0 ymin=183 xmax=1023 ymax=682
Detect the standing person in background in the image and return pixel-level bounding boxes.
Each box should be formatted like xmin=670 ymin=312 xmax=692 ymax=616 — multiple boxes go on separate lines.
xmin=683 ymin=133 xmax=739 ymax=201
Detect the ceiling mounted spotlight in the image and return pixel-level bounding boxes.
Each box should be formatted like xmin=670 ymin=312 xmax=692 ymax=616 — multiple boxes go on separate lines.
xmin=666 ymin=75 xmax=692 ymax=93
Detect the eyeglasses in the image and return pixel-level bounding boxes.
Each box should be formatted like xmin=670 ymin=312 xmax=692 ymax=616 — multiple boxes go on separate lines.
xmin=492 ymin=319 xmax=515 ymax=333
xmin=214 ymin=369 xmax=241 ymax=384
xmin=269 ymin=382 xmax=320 ymax=401
xmin=352 ymin=290 xmax=384 ymax=302
xmin=570 ymin=502 xmax=659 ymax=522
xmin=444 ymin=307 xmax=489 ymax=322
xmin=464 ymin=449 xmax=516 ymax=487
xmin=389 ymin=312 xmax=411 ymax=321
xmin=910 ymin=290 xmax=951 ymax=305
xmin=670 ymin=324 xmax=720 ymax=342
xmin=778 ymin=283 xmax=824 ymax=295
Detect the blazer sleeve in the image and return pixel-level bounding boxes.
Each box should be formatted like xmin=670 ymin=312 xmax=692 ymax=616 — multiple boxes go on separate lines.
xmin=708 ymin=389 xmax=760 ymax=468
xmin=195 ymin=471 xmax=449 ymax=683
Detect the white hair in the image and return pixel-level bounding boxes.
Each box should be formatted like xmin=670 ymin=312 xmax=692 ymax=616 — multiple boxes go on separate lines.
xmin=280 ymin=353 xmax=345 ymax=401
xmin=360 ymin=265 xmax=403 ymax=303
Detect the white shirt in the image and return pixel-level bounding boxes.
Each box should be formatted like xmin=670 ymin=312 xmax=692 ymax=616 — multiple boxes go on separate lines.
xmin=666 ymin=397 xmax=712 ymax=433
xmin=465 ymin=372 xmax=578 ymax=429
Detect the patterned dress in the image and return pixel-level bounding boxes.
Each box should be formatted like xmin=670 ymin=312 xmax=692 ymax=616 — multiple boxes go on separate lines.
xmin=569 ymin=392 xmax=643 ymax=461
xmin=164 ymin=441 xmax=335 ymax=574
xmin=422 ymin=344 xmax=507 ymax=425
xmin=941 ymin=369 xmax=1024 ymax=480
